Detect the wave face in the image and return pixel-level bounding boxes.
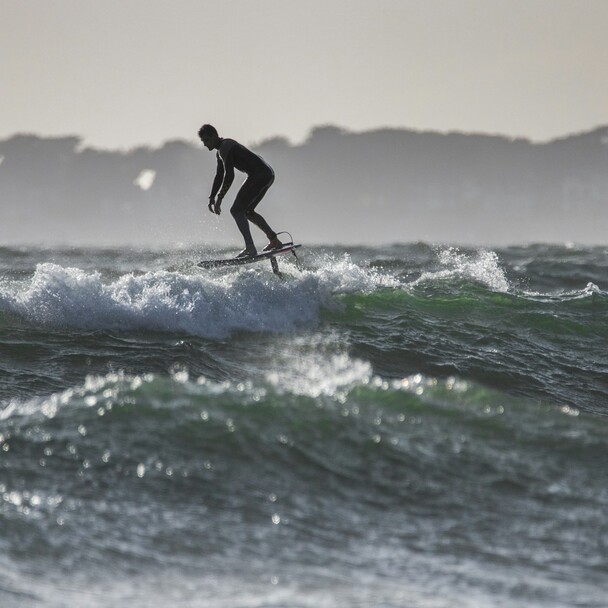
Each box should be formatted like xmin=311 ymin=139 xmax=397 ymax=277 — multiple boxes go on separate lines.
xmin=1 ymin=243 xmax=607 ymax=607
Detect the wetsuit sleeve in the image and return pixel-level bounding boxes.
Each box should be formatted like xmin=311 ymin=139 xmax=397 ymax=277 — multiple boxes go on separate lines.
xmin=209 ymin=153 xmax=224 ymax=200
xmin=217 ymin=143 xmax=235 ymax=201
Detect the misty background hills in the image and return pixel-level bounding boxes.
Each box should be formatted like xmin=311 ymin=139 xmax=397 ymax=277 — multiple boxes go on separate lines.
xmin=1 ymin=125 xmax=607 ymax=247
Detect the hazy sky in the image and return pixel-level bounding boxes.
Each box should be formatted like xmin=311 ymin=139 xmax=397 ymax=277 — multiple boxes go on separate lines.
xmin=2 ymin=0 xmax=607 ymax=149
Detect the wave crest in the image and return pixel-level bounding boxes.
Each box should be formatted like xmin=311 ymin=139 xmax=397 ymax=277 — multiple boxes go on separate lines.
xmin=0 ymin=255 xmax=394 ymax=338
xmin=412 ymin=247 xmax=510 ymax=292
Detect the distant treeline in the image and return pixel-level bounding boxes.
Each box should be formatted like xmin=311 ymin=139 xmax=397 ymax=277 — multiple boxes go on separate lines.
xmin=1 ymin=125 xmax=607 ymax=246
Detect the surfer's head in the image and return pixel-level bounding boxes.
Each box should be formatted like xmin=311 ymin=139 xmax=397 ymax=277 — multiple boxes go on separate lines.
xmin=198 ymin=124 xmax=221 ymax=150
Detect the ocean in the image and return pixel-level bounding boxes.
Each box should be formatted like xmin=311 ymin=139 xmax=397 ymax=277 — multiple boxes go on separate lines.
xmin=0 ymin=243 xmax=606 ymax=608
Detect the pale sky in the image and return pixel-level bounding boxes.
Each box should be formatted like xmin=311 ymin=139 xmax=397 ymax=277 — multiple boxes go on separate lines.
xmin=1 ymin=0 xmax=607 ymax=149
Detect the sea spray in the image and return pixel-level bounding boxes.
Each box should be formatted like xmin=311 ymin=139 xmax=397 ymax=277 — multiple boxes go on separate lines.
xmin=0 ymin=254 xmax=397 ymax=339
xmin=411 ymin=246 xmax=510 ymax=292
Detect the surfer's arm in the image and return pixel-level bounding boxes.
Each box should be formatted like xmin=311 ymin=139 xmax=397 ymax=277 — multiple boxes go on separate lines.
xmin=215 ymin=140 xmax=237 ymax=204
xmin=209 ymin=155 xmax=224 ymax=201
xmin=208 ymin=155 xmax=225 ymax=214
xmin=216 ymin=159 xmax=234 ymax=202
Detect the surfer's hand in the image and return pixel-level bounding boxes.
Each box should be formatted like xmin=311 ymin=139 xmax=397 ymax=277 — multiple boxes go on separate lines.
xmin=214 ymin=199 xmax=222 ymax=215
xmin=207 ymin=198 xmax=215 ymax=214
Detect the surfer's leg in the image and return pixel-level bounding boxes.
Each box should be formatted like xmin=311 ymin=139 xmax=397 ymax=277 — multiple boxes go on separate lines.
xmin=230 ymin=181 xmax=258 ymax=251
xmin=244 ymin=173 xmax=277 ymax=240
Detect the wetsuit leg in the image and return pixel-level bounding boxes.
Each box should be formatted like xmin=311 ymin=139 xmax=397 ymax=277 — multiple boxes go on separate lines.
xmin=230 ymin=173 xmax=277 ymax=246
xmin=245 ymin=173 xmax=277 ymax=239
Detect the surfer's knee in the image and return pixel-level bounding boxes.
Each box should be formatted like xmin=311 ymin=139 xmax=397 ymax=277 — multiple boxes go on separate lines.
xmin=230 ymin=205 xmax=245 ymax=219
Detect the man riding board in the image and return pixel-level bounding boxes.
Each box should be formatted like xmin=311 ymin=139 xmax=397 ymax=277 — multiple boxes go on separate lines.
xmin=199 ymin=124 xmax=283 ymax=258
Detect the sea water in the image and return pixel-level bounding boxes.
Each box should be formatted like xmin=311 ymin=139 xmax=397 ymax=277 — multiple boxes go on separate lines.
xmin=0 ymin=243 xmax=607 ymax=607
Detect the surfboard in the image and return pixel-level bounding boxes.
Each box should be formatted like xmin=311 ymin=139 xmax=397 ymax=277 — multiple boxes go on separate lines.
xmin=197 ymin=243 xmax=301 ymax=270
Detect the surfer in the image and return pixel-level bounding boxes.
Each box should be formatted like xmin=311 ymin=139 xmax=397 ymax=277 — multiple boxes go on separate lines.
xmin=199 ymin=124 xmax=283 ymax=258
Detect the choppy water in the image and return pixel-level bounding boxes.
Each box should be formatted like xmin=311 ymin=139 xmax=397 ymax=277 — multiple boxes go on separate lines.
xmin=1 ymin=243 xmax=607 ymax=607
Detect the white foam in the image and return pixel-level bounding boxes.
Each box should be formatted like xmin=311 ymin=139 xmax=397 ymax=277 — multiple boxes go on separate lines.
xmin=0 ymin=255 xmax=394 ymax=338
xmin=298 ymin=252 xmax=399 ymax=292
xmin=522 ymin=281 xmax=607 ymax=300
xmin=411 ymin=247 xmax=509 ymax=292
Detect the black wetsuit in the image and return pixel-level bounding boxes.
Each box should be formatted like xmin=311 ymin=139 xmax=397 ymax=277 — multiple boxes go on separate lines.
xmin=210 ymin=138 xmax=277 ymax=249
